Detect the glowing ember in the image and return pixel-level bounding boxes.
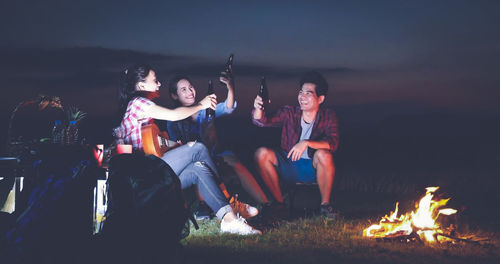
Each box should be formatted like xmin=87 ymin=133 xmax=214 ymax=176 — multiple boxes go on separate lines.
xmin=363 ymin=187 xmax=457 ymax=243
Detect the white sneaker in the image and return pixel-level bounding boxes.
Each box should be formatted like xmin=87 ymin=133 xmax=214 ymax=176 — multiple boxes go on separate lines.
xmin=220 ymin=216 xmax=262 ymax=235
xmin=230 ymin=194 xmax=259 ymax=219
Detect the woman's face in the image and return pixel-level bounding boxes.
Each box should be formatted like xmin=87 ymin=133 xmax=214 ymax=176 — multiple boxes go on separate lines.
xmin=175 ymin=79 xmax=196 ymax=106
xmin=138 ymin=70 xmax=161 ymax=92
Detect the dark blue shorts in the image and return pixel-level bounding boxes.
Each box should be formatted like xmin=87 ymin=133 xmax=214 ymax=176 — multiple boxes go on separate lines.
xmin=274 ymin=149 xmax=316 ymax=184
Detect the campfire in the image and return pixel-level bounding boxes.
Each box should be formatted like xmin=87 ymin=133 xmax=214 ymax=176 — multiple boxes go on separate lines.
xmin=363 ymin=187 xmax=459 ymax=243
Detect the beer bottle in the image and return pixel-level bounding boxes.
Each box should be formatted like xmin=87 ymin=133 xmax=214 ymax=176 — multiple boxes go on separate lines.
xmin=206 ymin=80 xmax=215 ymax=120
xmin=258 ymin=76 xmax=269 ymax=111
xmin=220 ymin=53 xmax=234 ymax=85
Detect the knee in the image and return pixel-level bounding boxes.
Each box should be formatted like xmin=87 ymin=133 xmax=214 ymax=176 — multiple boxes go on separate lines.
xmin=254 ymin=147 xmax=273 ymax=163
xmin=191 ymin=142 xmax=210 ymax=155
xmin=191 ymin=141 xmax=207 ymax=151
xmin=313 ymin=149 xmax=333 ymax=168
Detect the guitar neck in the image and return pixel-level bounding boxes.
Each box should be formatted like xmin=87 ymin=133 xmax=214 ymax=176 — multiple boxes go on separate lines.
xmin=157 ymin=135 xmax=176 ymax=148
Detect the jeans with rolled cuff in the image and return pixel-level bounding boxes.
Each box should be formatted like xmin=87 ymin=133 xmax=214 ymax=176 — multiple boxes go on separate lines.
xmin=161 ymin=142 xmax=231 ymax=220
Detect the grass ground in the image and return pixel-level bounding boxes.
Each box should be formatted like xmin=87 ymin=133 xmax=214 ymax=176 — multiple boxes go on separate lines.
xmin=183 ymin=218 xmax=499 ymax=264
xmin=181 ymin=190 xmax=500 ymax=264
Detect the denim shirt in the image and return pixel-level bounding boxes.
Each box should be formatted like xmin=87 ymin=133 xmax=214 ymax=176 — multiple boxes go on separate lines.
xmin=166 ymin=100 xmax=237 ymax=146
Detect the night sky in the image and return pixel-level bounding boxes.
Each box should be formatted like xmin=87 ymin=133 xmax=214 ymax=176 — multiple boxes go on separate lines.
xmin=1 ymin=0 xmax=500 ymax=148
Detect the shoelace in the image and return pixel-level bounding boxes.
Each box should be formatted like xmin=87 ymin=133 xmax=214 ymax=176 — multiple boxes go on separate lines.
xmin=230 ymin=194 xmax=247 ymax=212
xmin=229 ymin=194 xmax=238 ymax=205
xmin=236 ymin=215 xmax=249 ymax=225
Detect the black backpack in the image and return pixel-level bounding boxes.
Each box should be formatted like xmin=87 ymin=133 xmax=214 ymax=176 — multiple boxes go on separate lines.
xmin=98 ymin=153 xmax=190 ymax=264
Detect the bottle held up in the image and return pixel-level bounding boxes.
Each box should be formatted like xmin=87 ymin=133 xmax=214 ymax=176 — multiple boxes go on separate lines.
xmin=206 ymin=80 xmax=215 ymax=121
xmin=258 ymin=76 xmax=270 ymax=111
xmin=220 ymin=54 xmax=234 ymax=86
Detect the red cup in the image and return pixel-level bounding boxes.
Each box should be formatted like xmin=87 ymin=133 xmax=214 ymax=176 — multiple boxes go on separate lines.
xmin=93 ymin=144 xmax=104 ymax=167
xmin=116 ymin=144 xmax=132 ymax=154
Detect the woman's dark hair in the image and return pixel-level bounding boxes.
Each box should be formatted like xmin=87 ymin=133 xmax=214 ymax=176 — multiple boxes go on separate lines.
xmin=168 ymin=75 xmax=192 ymax=106
xmin=118 ymin=63 xmax=152 ymax=117
xmin=299 ymin=71 xmax=329 ymax=97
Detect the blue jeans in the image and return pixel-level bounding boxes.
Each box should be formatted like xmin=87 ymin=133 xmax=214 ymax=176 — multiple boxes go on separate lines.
xmin=161 ymin=142 xmax=231 ymax=220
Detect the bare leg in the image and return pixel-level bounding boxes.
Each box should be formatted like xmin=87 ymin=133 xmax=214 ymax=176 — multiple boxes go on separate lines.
xmin=255 ymin=147 xmax=283 ymax=203
xmin=222 ymin=154 xmax=269 ymax=204
xmin=312 ymin=149 xmax=335 ymax=204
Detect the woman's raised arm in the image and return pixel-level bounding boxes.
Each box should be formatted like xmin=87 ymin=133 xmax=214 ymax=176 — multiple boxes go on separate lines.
xmin=146 ymin=94 xmax=217 ymax=121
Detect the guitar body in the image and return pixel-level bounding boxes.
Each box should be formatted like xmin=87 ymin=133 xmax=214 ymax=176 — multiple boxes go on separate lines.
xmin=141 ymin=123 xmax=176 ymax=157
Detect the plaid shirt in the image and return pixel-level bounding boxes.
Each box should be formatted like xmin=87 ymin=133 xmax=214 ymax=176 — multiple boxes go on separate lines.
xmin=252 ymin=105 xmax=339 ymax=158
xmin=119 ymin=97 xmax=155 ymax=151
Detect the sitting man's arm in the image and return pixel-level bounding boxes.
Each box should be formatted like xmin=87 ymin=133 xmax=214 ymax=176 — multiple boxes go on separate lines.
xmin=287 ymin=140 xmax=331 ymax=161
xmin=305 ymin=140 xmax=331 ymax=150
xmin=252 ymin=95 xmax=290 ymax=127
xmin=287 ymin=110 xmax=339 ymax=161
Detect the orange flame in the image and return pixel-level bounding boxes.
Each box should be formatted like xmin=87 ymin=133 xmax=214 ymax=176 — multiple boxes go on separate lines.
xmin=363 ymin=187 xmax=457 ymax=243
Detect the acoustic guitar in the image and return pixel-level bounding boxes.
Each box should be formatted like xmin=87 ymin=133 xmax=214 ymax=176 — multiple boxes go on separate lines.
xmin=141 ymin=123 xmax=178 ymax=158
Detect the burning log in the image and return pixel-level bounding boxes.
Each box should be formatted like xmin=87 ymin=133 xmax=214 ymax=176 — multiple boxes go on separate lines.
xmin=434 ymin=233 xmax=490 ymax=244
xmin=376 ymin=231 xmax=423 ymax=244
xmin=364 ymin=187 xmax=460 ymax=243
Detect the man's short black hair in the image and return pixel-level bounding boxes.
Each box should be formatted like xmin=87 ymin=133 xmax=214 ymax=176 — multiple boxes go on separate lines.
xmin=299 ymin=71 xmax=328 ymax=97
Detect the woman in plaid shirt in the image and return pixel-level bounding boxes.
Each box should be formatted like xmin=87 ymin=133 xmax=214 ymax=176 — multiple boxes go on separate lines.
xmin=116 ymin=63 xmax=261 ymax=235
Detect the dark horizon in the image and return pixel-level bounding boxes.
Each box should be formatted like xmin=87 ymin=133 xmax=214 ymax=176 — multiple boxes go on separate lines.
xmin=1 ymin=45 xmax=499 ymax=114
